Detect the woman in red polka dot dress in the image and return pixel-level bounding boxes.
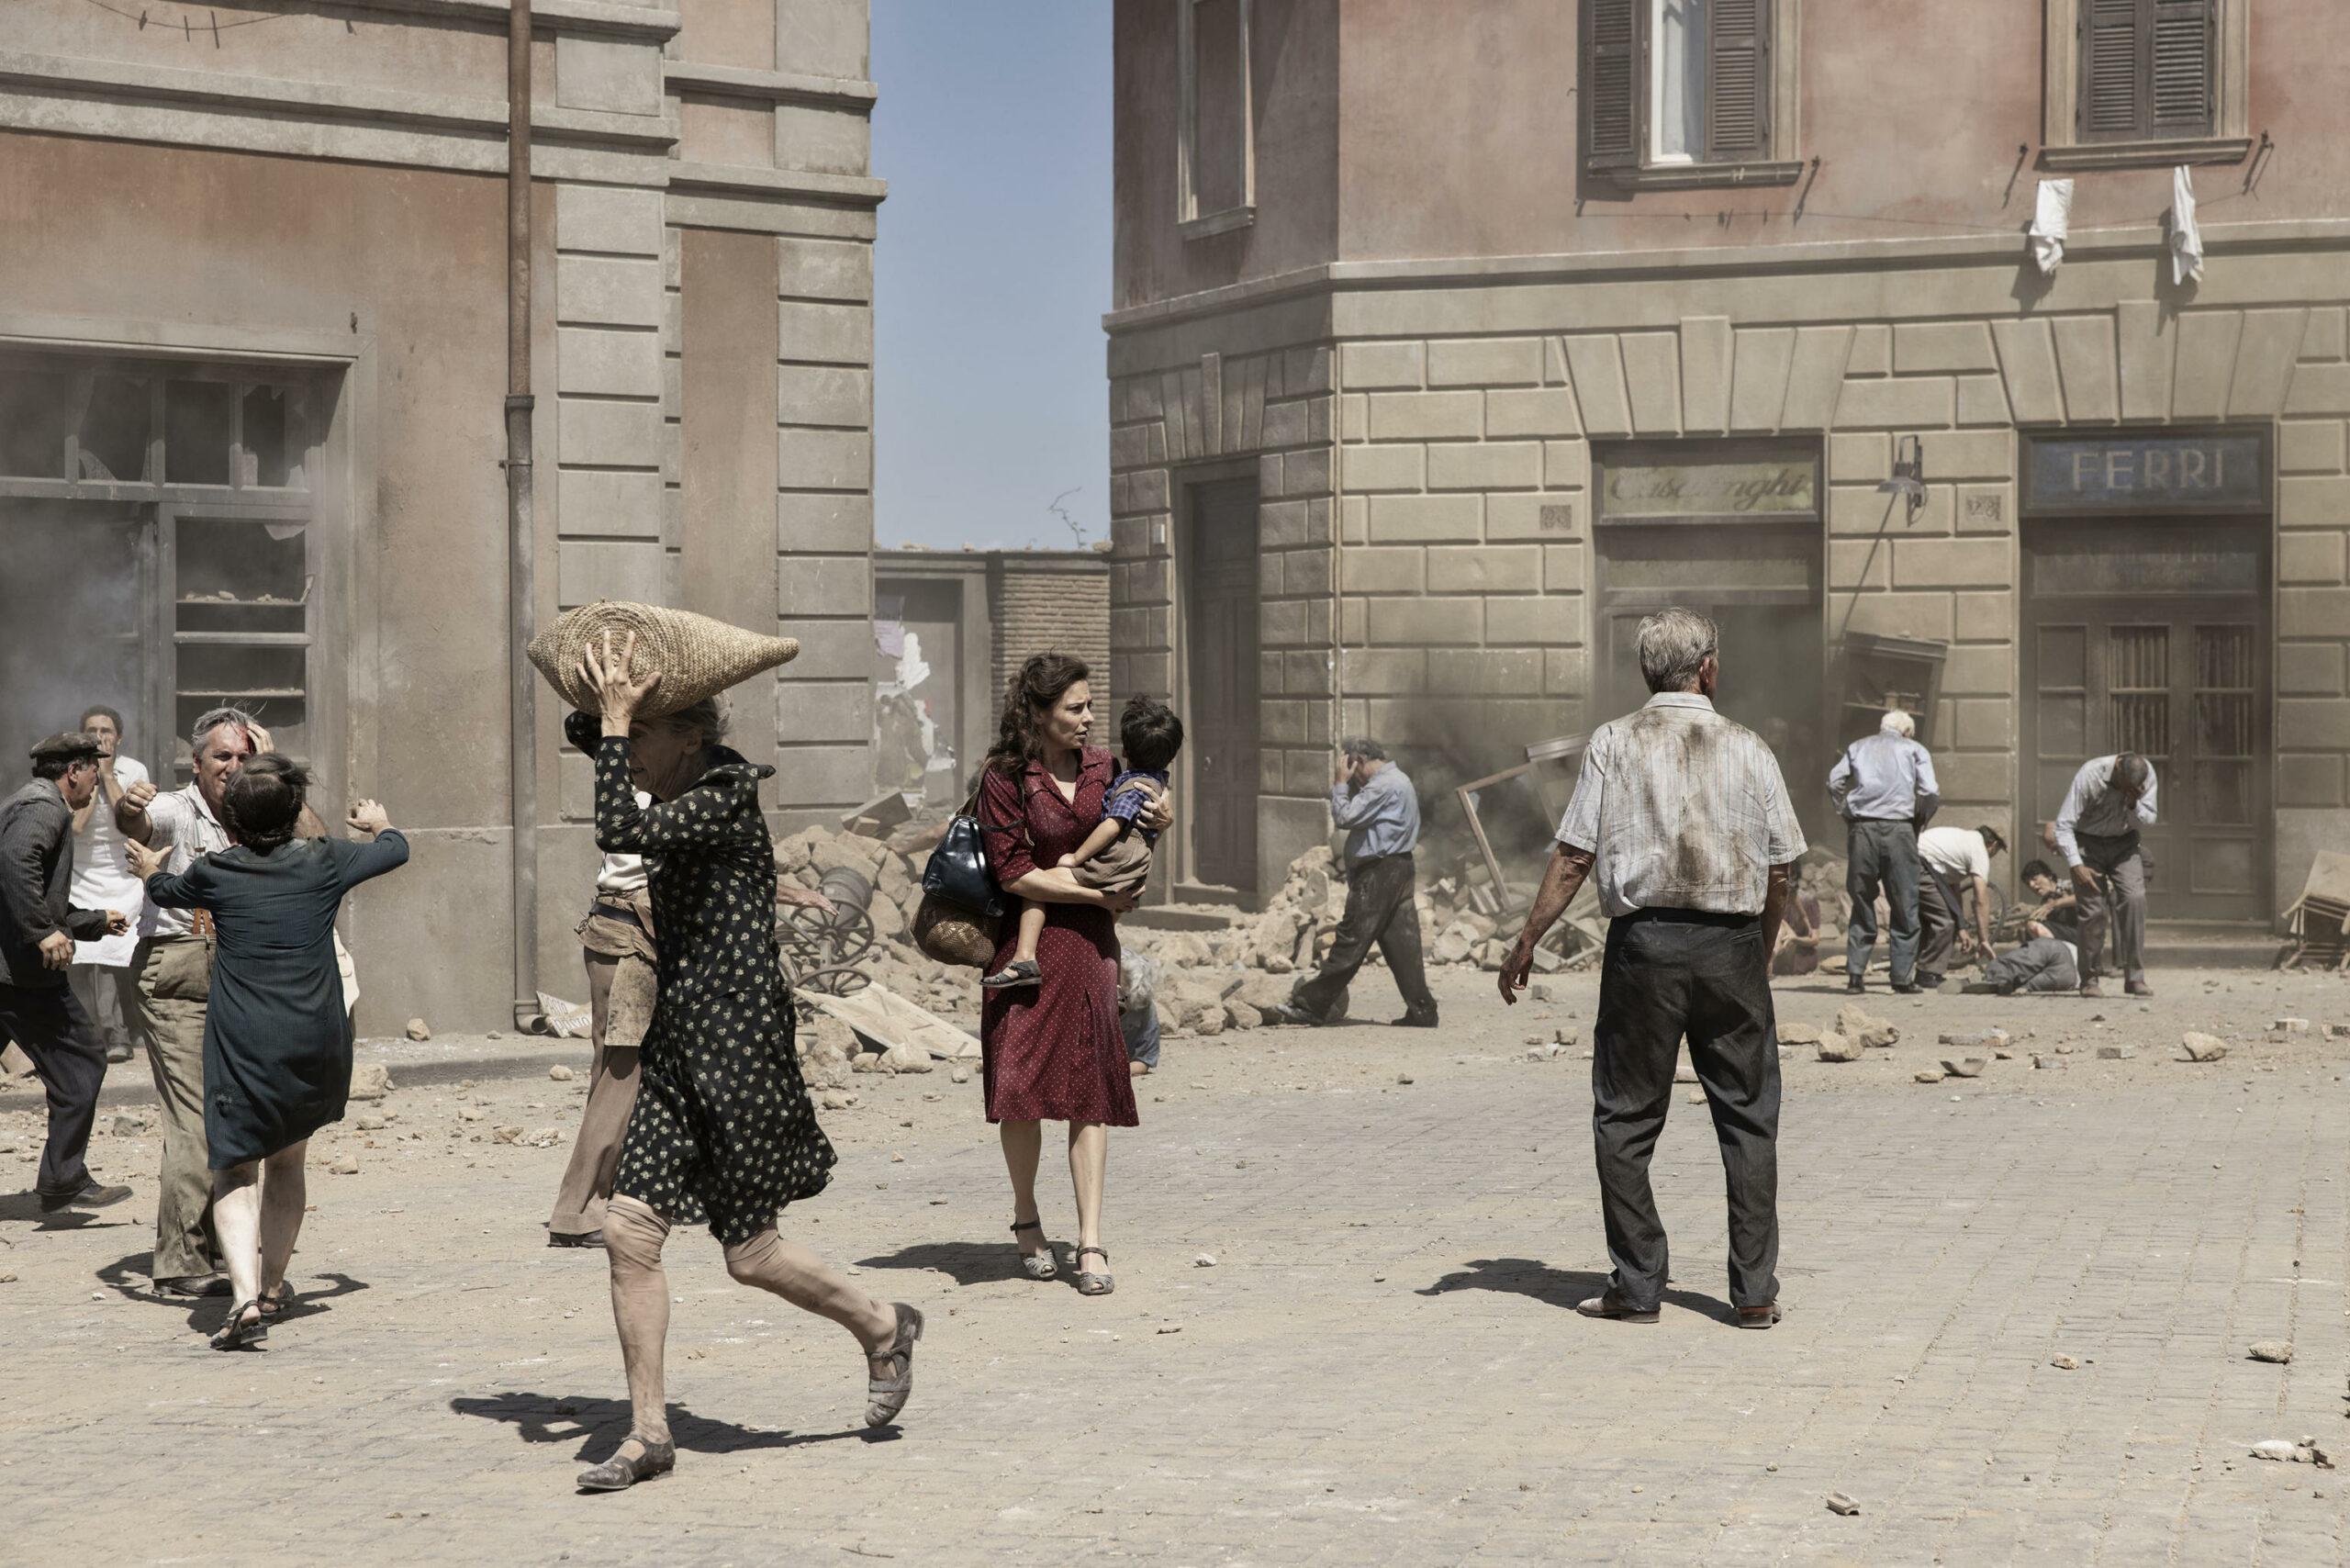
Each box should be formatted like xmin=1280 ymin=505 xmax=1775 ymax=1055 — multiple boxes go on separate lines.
xmin=978 ymin=653 xmax=1169 ymax=1297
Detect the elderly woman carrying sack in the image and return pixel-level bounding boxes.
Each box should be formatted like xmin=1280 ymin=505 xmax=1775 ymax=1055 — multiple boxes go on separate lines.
xmin=565 ymin=628 xmax=922 ymax=1495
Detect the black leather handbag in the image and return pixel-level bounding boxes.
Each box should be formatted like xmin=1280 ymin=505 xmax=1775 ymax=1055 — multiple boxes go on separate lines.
xmin=913 ymin=786 xmax=1008 ymax=968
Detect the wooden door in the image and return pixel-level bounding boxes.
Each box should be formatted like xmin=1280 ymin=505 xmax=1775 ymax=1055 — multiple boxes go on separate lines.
xmin=2026 ymin=604 xmax=2266 ymax=922
xmin=1184 ymin=477 xmax=1260 ymax=893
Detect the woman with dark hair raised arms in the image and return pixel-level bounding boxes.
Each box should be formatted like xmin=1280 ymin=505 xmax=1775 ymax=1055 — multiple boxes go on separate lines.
xmin=131 ymin=754 xmax=408 ymax=1350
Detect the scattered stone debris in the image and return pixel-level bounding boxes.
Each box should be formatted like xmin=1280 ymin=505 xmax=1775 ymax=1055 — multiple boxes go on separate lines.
xmin=2094 ymin=1045 xmax=2132 ymax=1060
xmin=354 ymin=1115 xmax=388 ymax=1131
xmin=1194 ymin=1253 xmax=1217 ymax=1268
xmin=2270 ymin=1017 xmax=2311 ymax=1034
xmin=326 ymin=1154 xmax=360 ymax=1175
xmin=2031 ymin=1054 xmax=2061 ymax=1070
xmin=2050 ymin=1354 xmax=2079 ymax=1371
xmin=1673 ymin=1058 xmax=1698 ymax=1083
xmin=1815 ymin=1032 xmax=1863 ymax=1064
xmin=1835 ymin=1005 xmax=1900 ymax=1048
xmin=949 ymin=1066 xmax=970 ymax=1085
xmin=2249 ymin=1438 xmax=2333 ymax=1468
xmin=457 ymin=1107 xmax=486 ymax=1123
xmin=348 ymin=1062 xmax=394 ymax=1101
xmin=1528 ymin=1042 xmax=1571 ymax=1062
xmin=1396 ymin=1074 xmax=1414 ymax=1086
xmin=105 ymin=1113 xmax=151 ymax=1137
xmin=1914 ymin=1069 xmax=1944 ymax=1084
xmin=1824 ymin=1492 xmax=1860 ymax=1516
xmin=404 ymin=1017 xmax=431 ymax=1042
xmin=2247 ymin=1341 xmax=2293 ymax=1364
xmin=2325 ymin=1023 xmax=2350 ymax=1039
xmin=1938 ymin=1029 xmax=2009 ymax=1051
xmin=2180 ymin=1033 xmax=2230 ymax=1063
xmin=490 ymin=1125 xmax=523 ymax=1144
xmin=1939 ymin=1058 xmax=1986 ymax=1079
xmin=524 ymin=1127 xmax=564 ymax=1148
xmin=548 ymin=1064 xmax=576 ymax=1082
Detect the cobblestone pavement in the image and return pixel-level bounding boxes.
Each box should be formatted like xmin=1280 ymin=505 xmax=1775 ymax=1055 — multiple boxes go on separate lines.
xmin=5 ymin=966 xmax=2346 ymax=1566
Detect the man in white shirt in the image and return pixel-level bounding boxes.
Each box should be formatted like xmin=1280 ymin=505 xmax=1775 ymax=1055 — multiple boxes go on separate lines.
xmin=66 ymin=705 xmax=148 ymax=1065
xmin=2050 ymin=753 xmax=2157 ymax=998
xmin=114 ymin=705 xmax=256 ymax=1297
xmin=1500 ymin=609 xmax=1806 ymax=1331
xmin=1915 ymin=823 xmax=2005 ymax=988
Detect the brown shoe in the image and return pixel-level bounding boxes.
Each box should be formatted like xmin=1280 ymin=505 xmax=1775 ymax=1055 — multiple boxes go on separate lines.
xmin=2077 ymin=980 xmax=2104 ymax=998
xmin=1736 ymin=1302 xmax=1783 ymax=1329
xmin=1573 ymin=1290 xmax=1660 ymax=1324
xmin=2123 ymin=979 xmax=2154 ymax=997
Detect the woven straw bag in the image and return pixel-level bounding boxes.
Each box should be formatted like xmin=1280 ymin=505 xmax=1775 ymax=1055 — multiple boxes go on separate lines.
xmin=528 ymin=601 xmax=799 ymax=719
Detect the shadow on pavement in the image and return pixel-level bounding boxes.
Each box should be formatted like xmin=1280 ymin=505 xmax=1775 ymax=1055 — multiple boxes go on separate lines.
xmin=1416 ymin=1256 xmax=1736 ymax=1325
xmin=0 ymin=1190 xmax=131 ymax=1229
xmin=451 ymin=1393 xmax=885 ymax=1459
xmin=853 ymin=1238 xmax=1030 ymax=1286
xmin=92 ymin=1253 xmax=370 ymax=1336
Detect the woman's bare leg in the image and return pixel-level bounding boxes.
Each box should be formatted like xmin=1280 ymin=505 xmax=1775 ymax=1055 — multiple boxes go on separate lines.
xmin=602 ymin=1194 xmax=674 ymax=1449
xmin=999 ymin=1119 xmax=1049 ymax=1259
xmin=722 ymin=1230 xmax=899 ymax=1370
xmin=210 ymin=1161 xmax=263 ymax=1305
xmin=1068 ymin=1121 xmax=1107 ymax=1264
xmin=256 ymin=1140 xmax=308 ymax=1296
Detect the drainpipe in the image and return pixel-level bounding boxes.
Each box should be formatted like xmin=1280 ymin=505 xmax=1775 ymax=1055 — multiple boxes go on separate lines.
xmin=506 ymin=0 xmax=541 ymax=1029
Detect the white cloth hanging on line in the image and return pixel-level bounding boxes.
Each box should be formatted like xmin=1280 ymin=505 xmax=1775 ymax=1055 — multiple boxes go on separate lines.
xmin=2029 ymin=179 xmax=2074 ymax=275
xmin=2169 ymin=164 xmax=2205 ymax=286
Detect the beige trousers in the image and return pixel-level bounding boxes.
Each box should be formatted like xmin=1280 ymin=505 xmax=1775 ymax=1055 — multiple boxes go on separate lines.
xmin=547 ymin=951 xmax=642 ymax=1238
xmin=126 ymin=935 xmax=216 ymax=1281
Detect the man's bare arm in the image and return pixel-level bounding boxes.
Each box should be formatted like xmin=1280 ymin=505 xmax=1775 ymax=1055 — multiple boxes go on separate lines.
xmin=1762 ymin=862 xmax=1794 ymax=959
xmin=1497 ymin=843 xmax=1595 ymax=1005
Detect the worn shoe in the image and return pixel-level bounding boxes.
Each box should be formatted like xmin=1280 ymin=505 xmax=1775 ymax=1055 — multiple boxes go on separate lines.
xmin=547 ymin=1229 xmax=606 ymax=1249
xmin=105 ymin=1040 xmax=134 ymax=1065
xmin=2123 ymin=979 xmax=2154 ymax=998
xmin=576 ymin=1435 xmax=676 ymax=1493
xmin=1844 ymin=975 xmax=1865 ymax=994
xmin=1573 ymin=1290 xmax=1660 ymax=1325
xmin=2077 ymin=980 xmax=2104 ymax=998
xmin=1914 ymin=972 xmax=1944 ymax=989
xmin=1736 ymin=1301 xmax=1784 ymax=1330
xmin=1890 ymin=981 xmax=1923 ymax=995
xmin=1392 ymin=1007 xmax=1438 ymax=1028
xmin=1258 ymin=1003 xmax=1316 ymax=1027
xmin=38 ymin=1180 xmax=133 ymax=1213
xmin=155 ymin=1272 xmax=232 ymax=1298
xmin=863 ymin=1303 xmax=924 ymax=1428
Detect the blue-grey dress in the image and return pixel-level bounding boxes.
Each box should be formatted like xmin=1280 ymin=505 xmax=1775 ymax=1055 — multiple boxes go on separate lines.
xmin=146 ymin=832 xmax=408 ymax=1166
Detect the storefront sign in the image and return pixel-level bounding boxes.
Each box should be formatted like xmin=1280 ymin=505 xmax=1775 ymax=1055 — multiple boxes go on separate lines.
xmin=2024 ymin=433 xmax=2266 ymax=514
xmin=1599 ymin=453 xmax=1818 ymax=521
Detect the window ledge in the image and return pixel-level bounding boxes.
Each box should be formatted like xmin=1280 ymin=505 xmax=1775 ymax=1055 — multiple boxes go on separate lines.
xmin=1604 ymin=159 xmax=1806 ymax=192
xmin=1180 ymin=205 xmax=1256 ymax=241
xmin=2039 ymin=136 xmax=2254 ymax=173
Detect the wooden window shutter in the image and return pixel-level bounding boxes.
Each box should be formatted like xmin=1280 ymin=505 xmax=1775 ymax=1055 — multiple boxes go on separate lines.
xmin=2148 ymin=0 xmax=2216 ymax=133
xmin=1583 ymin=0 xmax=1644 ymax=172
xmin=1705 ymin=0 xmax=1772 ymax=162
xmin=2080 ymin=0 xmax=2215 ymax=140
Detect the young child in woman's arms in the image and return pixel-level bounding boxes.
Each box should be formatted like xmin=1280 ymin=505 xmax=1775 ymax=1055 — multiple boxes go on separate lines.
xmin=984 ymin=696 xmax=1183 ymax=991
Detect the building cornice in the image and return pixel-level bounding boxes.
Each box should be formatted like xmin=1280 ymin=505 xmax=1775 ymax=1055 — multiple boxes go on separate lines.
xmin=668 ymin=159 xmax=887 ymax=208
xmin=664 ymin=60 xmax=877 ymax=111
xmin=343 ymin=0 xmax=679 ymax=41
xmin=1102 ymin=217 xmax=2350 ymax=334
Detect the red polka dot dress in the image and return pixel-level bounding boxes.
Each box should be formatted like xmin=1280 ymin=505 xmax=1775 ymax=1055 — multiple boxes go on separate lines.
xmin=977 ymin=750 xmax=1139 ymax=1127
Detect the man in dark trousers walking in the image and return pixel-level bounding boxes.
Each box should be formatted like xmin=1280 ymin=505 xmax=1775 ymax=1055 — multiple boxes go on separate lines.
xmin=1266 ymin=737 xmax=1438 ymax=1028
xmin=0 ymin=734 xmax=136 ymax=1213
xmin=1828 ymin=709 xmax=1939 ymax=993
xmin=1499 ymin=609 xmax=1805 ymax=1329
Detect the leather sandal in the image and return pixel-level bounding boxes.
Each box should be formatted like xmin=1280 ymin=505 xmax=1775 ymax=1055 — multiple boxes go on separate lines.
xmin=576 ymin=1435 xmax=676 ymax=1493
xmin=256 ymin=1281 xmax=296 ymax=1318
xmin=863 ymin=1303 xmax=924 ymax=1428
xmin=209 ymin=1299 xmax=269 ymax=1351
xmin=1573 ymin=1290 xmax=1659 ymax=1324
xmin=1074 ymin=1246 xmax=1114 ymax=1296
xmin=1011 ymin=1218 xmax=1056 ymax=1280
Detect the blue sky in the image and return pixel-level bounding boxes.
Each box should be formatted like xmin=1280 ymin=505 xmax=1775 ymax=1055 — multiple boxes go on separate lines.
xmin=870 ymin=4 xmax=1113 ymax=551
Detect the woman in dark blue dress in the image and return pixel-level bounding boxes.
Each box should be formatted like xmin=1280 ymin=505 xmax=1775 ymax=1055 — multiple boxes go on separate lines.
xmin=134 ymin=755 xmax=408 ymax=1349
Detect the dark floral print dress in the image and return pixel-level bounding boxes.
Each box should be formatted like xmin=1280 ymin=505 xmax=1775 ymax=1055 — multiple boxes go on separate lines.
xmin=597 ymin=736 xmax=834 ymax=1243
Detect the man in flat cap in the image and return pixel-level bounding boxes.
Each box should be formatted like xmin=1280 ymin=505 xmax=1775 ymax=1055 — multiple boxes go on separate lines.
xmin=0 ymin=734 xmax=135 ymax=1211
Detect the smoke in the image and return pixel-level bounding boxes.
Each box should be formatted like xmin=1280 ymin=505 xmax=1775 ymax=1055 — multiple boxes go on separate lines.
xmin=0 ymin=501 xmax=147 ymax=768
xmin=1377 ymin=699 xmax=1576 ymax=896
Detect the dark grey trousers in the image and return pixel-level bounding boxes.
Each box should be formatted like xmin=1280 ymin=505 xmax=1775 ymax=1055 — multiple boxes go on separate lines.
xmin=1845 ymin=820 xmax=1921 ymax=985
xmin=1289 ymin=853 xmax=1435 ymax=1022
xmin=1917 ymin=866 xmax=1963 ymax=982
xmin=0 ymin=981 xmax=108 ymax=1194
xmin=1591 ymin=912 xmax=1782 ymax=1311
xmin=2074 ymin=833 xmax=2148 ymax=985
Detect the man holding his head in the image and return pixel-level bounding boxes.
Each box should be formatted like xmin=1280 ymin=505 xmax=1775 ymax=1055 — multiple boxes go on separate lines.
xmin=112 ymin=705 xmax=259 ymax=1297
xmin=2051 ymin=752 xmax=2157 ymax=998
xmin=67 ymin=704 xmax=149 ymax=1065
xmin=1499 ymin=608 xmax=1806 ymax=1330
xmin=1266 ymin=736 xmax=1438 ymax=1029
xmin=0 ymin=734 xmax=135 ymax=1212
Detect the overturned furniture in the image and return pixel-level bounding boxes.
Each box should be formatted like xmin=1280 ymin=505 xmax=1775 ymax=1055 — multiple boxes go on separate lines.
xmin=2277 ymin=851 xmax=2350 ymax=970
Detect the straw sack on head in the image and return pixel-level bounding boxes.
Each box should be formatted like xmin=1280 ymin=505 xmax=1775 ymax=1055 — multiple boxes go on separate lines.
xmin=529 ymin=601 xmax=800 ymax=719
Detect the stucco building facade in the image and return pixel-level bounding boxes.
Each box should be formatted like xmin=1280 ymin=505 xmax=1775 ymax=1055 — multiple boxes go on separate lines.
xmin=0 ymin=0 xmax=879 ymax=1029
xmin=1109 ymin=0 xmax=2349 ymax=927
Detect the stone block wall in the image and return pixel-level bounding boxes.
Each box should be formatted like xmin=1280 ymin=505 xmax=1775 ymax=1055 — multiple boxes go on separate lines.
xmin=1109 ymin=247 xmax=2350 ymax=910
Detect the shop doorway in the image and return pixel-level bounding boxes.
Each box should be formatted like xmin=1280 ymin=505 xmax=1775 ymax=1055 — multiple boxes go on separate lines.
xmin=2022 ymin=519 xmax=2268 ymax=923
xmin=1182 ymin=475 xmax=1260 ymax=895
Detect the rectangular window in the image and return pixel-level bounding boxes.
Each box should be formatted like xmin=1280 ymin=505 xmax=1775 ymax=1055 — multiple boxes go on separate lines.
xmin=1178 ymin=0 xmax=1254 ymax=238
xmin=1583 ymin=0 xmax=1794 ymax=185
xmin=2081 ymin=0 xmax=2215 ymax=140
